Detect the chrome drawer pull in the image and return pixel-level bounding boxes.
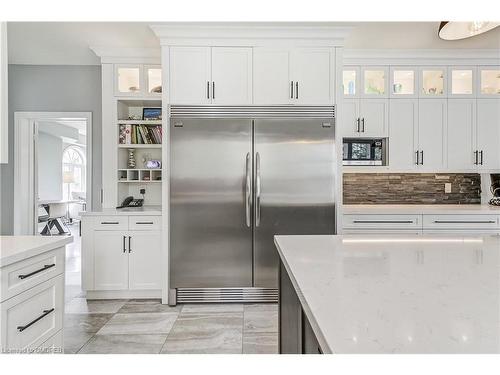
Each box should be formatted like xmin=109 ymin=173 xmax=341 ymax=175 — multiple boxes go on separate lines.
xmin=135 ymin=222 xmax=154 ymax=225
xmin=353 ymin=220 xmax=414 ymax=224
xmin=434 ymin=220 xmax=496 ymax=224
xmin=17 ymin=308 xmax=55 ymax=332
xmin=18 ymin=264 xmax=56 ymax=279
xmin=100 ymin=221 xmax=119 ymax=225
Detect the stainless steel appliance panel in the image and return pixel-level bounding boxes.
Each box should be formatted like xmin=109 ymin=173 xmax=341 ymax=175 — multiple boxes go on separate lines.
xmin=253 ymin=119 xmax=336 ymax=287
xmin=170 ymin=118 xmax=253 ymax=288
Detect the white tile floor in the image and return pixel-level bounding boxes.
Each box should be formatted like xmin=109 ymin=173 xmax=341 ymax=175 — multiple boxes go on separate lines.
xmin=63 ymin=226 xmax=278 ymax=354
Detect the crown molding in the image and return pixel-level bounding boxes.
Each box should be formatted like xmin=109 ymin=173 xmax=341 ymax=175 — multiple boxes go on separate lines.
xmin=90 ymin=47 xmax=161 ymax=64
xmin=343 ymin=49 xmax=500 ymax=66
xmin=150 ymin=23 xmax=353 ymax=47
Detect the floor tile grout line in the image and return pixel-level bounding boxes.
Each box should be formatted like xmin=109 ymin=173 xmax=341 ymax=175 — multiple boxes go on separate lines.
xmin=159 ymin=304 xmax=184 ymax=354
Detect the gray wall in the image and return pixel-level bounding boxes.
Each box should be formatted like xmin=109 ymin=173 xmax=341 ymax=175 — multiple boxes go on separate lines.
xmin=0 ymin=65 xmax=102 ymax=235
xmin=38 ymin=132 xmax=63 ymax=201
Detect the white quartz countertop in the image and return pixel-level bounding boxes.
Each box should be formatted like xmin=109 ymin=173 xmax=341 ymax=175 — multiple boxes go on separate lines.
xmin=80 ymin=205 xmax=162 ymax=216
xmin=343 ymin=204 xmax=500 ymax=215
xmin=274 ymin=234 xmax=500 ymax=354
xmin=0 ymin=236 xmax=73 ymax=267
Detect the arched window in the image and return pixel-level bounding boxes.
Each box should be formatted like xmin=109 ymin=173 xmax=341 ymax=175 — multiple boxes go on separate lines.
xmin=62 ymin=145 xmax=86 ymax=201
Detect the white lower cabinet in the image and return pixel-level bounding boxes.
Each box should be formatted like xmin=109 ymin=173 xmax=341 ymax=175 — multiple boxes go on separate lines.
xmin=82 ymin=214 xmax=162 ymax=297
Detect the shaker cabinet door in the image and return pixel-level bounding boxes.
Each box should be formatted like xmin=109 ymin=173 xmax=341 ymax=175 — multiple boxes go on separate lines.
xmin=418 ymin=99 xmax=447 ymax=169
xmin=447 ymin=99 xmax=476 ymax=170
xmin=93 ymin=231 xmax=129 ymax=290
xmin=389 ymin=99 xmax=418 ymax=170
xmin=359 ymin=99 xmax=388 ymax=137
xmin=169 ymin=47 xmax=211 ymax=104
xmin=476 ymin=99 xmax=500 ymax=170
xmin=128 ymin=231 xmax=162 ymax=290
xmin=342 ymin=99 xmax=360 ymax=137
xmin=290 ymin=48 xmax=332 ymax=105
xmin=253 ymin=48 xmax=291 ymax=104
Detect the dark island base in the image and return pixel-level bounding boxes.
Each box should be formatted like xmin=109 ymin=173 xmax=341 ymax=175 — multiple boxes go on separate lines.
xmin=278 ymin=261 xmax=323 ymax=354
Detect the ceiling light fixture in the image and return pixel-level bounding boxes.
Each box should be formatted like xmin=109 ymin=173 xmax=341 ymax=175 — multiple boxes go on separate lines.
xmin=438 ymin=21 xmax=500 ymax=40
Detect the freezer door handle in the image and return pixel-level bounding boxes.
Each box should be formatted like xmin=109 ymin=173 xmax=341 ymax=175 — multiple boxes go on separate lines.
xmin=255 ymin=152 xmax=261 ymax=227
xmin=245 ymin=152 xmax=251 ymax=227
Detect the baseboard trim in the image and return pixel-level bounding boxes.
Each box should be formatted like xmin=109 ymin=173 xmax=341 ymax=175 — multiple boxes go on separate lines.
xmin=85 ymin=290 xmax=162 ymax=300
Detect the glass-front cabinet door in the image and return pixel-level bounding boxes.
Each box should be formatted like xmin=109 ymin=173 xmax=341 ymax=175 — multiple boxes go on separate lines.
xmin=390 ymin=67 xmax=417 ymax=98
xmin=115 ymin=65 xmax=142 ymax=96
xmin=420 ymin=67 xmax=446 ymax=97
xmin=342 ymin=67 xmax=359 ymax=97
xmin=361 ymin=67 xmax=388 ymax=98
xmin=478 ymin=66 xmax=500 ymax=97
xmin=448 ymin=67 xmax=475 ymax=97
xmin=145 ymin=65 xmax=162 ymax=96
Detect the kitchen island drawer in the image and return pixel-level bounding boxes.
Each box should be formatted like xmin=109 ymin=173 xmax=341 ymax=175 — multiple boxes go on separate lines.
xmin=128 ymin=216 xmax=162 ymax=230
xmin=423 ymin=215 xmax=500 ymax=229
xmin=1 ymin=274 xmax=64 ymax=352
xmin=1 ymin=247 xmax=64 ymax=303
xmin=93 ymin=216 xmax=128 ymax=231
xmin=343 ymin=214 xmax=421 ymax=229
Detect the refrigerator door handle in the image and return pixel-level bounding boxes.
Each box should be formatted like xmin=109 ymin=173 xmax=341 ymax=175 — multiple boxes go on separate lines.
xmin=255 ymin=152 xmax=261 ymax=227
xmin=245 ymin=152 xmax=251 ymax=227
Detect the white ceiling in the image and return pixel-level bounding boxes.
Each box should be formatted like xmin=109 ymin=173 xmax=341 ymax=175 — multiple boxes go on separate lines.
xmin=7 ymin=22 xmax=500 ymax=65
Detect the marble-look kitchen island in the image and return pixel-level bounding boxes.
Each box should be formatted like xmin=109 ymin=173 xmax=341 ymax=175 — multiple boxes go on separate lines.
xmin=275 ymin=234 xmax=500 ymax=354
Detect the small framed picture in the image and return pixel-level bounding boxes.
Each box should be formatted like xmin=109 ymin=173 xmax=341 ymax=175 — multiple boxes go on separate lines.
xmin=143 ymin=107 xmax=162 ymax=120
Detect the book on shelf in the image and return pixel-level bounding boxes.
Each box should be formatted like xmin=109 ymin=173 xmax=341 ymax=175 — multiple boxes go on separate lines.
xmin=118 ymin=124 xmax=163 ymax=145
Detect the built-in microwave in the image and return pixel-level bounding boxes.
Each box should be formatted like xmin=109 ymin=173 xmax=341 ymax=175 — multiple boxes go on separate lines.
xmin=343 ymin=138 xmax=387 ymax=166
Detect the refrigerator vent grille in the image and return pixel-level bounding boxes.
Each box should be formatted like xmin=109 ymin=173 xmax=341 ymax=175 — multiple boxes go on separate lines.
xmin=176 ymin=288 xmax=278 ymax=303
xmin=170 ymin=106 xmax=335 ymax=118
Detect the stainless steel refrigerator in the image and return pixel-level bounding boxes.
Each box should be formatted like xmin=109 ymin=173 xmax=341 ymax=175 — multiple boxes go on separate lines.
xmin=169 ymin=106 xmax=336 ymax=304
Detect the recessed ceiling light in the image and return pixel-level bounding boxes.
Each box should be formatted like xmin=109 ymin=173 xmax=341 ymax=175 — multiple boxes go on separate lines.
xmin=438 ymin=21 xmax=500 ymax=40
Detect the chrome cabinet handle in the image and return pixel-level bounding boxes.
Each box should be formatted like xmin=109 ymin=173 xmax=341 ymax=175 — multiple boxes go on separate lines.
xmin=353 ymin=220 xmax=414 ymax=224
xmin=245 ymin=152 xmax=251 ymax=227
xmin=128 ymin=236 xmax=132 ymax=253
xmin=290 ymin=81 xmax=294 ymax=99
xmin=479 ymin=150 xmax=483 ymax=165
xmin=123 ymin=235 xmax=126 ymax=253
xmin=17 ymin=308 xmax=55 ymax=332
xmin=356 ymin=118 xmax=360 ymax=133
xmin=255 ymin=152 xmax=261 ymax=227
xmin=434 ymin=220 xmax=496 ymax=224
xmin=295 ymin=82 xmax=299 ymax=99
xmin=207 ymin=81 xmax=210 ymax=99
xmin=361 ymin=118 xmax=365 ymax=132
xmin=212 ymin=81 xmax=215 ymax=99
xmin=18 ymin=264 xmax=56 ymax=279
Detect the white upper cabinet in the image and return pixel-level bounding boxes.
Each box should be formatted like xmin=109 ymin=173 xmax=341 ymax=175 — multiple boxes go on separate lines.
xmin=211 ymin=47 xmax=252 ymax=105
xmin=448 ymin=67 xmax=475 ymax=98
xmin=342 ymin=67 xmax=359 ymax=98
xmin=390 ymin=67 xmax=417 ymax=98
xmin=253 ymin=47 xmax=333 ymax=105
xmin=115 ymin=64 xmax=162 ymax=97
xmin=342 ymin=99 xmax=360 ymax=137
xmin=417 ymin=99 xmax=446 ymax=169
xmin=476 ymin=99 xmax=500 ymax=170
xmin=478 ymin=67 xmax=500 ymax=97
xmin=361 ymin=67 xmax=388 ymax=98
xmin=419 ymin=67 xmax=447 ymax=98
xmin=253 ymin=48 xmax=291 ymax=104
xmin=389 ymin=99 xmax=418 ymax=170
xmin=290 ymin=48 xmax=333 ymax=104
xmin=359 ymin=99 xmax=388 ymax=137
xmin=447 ymin=99 xmax=476 ymax=170
xmin=169 ymin=47 xmax=211 ymax=104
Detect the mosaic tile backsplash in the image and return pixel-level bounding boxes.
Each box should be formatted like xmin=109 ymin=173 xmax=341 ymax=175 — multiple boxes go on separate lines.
xmin=343 ymin=173 xmax=481 ymax=205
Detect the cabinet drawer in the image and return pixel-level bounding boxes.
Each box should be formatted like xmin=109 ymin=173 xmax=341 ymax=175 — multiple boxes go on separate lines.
xmin=1 ymin=274 xmax=64 ymax=352
xmin=343 ymin=214 xmax=421 ymax=229
xmin=128 ymin=216 xmax=162 ymax=230
xmin=38 ymin=330 xmax=63 ymax=354
xmin=1 ymin=247 xmax=64 ymax=303
xmin=423 ymin=215 xmax=500 ymax=229
xmin=94 ymin=216 xmax=128 ymax=231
